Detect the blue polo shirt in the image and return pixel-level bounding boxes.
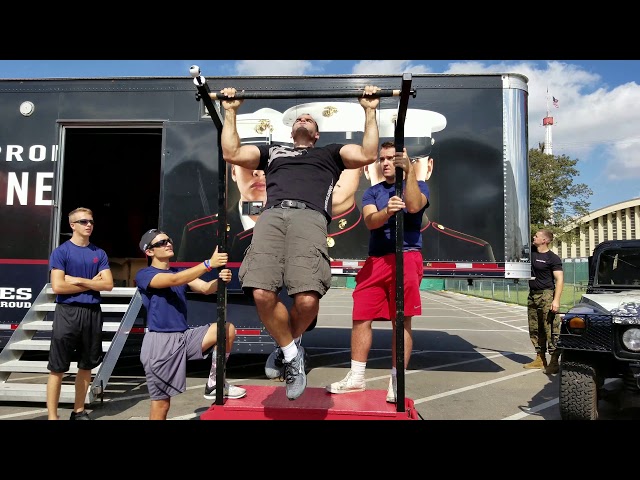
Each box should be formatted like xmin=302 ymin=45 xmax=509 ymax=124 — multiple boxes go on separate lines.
xmin=136 ymin=266 xmax=190 ymax=332
xmin=49 ymin=240 xmax=110 ymax=304
xmin=362 ymin=180 xmax=430 ymax=257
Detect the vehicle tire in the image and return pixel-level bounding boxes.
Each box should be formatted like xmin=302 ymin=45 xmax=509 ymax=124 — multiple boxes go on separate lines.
xmin=559 ymin=361 xmax=599 ymax=420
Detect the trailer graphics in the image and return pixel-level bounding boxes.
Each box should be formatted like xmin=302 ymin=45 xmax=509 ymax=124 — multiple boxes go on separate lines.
xmin=0 ymin=73 xmax=530 ymax=352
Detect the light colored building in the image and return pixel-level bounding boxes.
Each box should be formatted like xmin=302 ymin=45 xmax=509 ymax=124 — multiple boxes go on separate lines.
xmin=551 ymin=198 xmax=640 ymax=258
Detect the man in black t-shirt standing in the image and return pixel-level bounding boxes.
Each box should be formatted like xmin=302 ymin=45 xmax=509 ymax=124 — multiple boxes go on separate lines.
xmin=219 ymin=85 xmax=380 ymax=400
xmin=525 ymin=229 xmax=564 ymax=374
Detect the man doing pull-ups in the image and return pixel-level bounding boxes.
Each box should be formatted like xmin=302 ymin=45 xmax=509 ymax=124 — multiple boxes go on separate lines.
xmin=219 ymin=85 xmax=381 ymax=400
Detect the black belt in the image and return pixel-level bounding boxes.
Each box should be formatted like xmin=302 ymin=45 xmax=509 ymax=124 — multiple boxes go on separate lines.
xmin=272 ymin=200 xmax=307 ymax=209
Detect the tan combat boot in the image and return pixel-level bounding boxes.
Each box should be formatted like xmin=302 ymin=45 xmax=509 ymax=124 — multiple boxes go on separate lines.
xmin=523 ymin=352 xmax=547 ymax=369
xmin=545 ymin=351 xmax=561 ymax=374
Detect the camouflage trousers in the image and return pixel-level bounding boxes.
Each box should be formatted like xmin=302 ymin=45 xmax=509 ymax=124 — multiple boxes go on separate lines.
xmin=527 ymin=289 xmax=560 ymax=355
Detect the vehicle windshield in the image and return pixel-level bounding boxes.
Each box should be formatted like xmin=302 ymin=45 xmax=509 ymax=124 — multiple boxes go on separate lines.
xmin=596 ymin=248 xmax=640 ymax=286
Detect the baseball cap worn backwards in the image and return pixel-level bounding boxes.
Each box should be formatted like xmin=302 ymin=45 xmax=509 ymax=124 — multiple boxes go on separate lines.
xmin=139 ymin=229 xmax=165 ymax=252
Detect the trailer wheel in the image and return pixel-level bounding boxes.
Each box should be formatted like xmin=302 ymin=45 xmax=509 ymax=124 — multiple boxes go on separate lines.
xmin=559 ymin=361 xmax=599 ymax=420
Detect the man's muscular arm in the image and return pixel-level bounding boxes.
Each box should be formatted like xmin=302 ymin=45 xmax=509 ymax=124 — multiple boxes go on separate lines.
xmin=396 ymin=149 xmax=428 ymax=213
xmin=220 ymin=87 xmax=261 ymax=169
xmin=51 ymin=269 xmax=114 ymax=294
xmin=340 ymin=85 xmax=381 ymax=169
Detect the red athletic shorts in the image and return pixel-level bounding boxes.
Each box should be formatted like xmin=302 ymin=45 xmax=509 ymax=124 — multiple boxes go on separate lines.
xmin=352 ymin=251 xmax=423 ymax=321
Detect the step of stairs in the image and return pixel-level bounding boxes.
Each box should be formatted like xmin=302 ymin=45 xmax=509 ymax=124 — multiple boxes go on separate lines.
xmin=20 ymin=321 xmax=122 ymax=332
xmin=33 ymin=303 xmax=129 ymax=313
xmin=6 ymin=340 xmax=112 ymax=352
xmin=0 ymin=383 xmax=77 ymax=403
xmin=0 ymin=360 xmax=98 ymax=374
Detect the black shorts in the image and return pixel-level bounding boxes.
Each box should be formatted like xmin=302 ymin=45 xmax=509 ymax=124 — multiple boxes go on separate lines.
xmin=47 ymin=303 xmax=104 ymax=373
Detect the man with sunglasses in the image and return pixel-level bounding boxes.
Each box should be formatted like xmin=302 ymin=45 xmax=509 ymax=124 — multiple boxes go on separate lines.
xmin=47 ymin=207 xmax=115 ymax=420
xmin=219 ymin=85 xmax=381 ymax=401
xmin=135 ymin=228 xmax=246 ymax=420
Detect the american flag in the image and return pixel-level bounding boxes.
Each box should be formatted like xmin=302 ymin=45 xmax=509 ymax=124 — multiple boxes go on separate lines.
xmin=552 ymin=96 xmax=559 ymax=108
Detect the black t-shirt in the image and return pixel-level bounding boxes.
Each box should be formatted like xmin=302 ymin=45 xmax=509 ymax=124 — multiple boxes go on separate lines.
xmin=529 ymin=248 xmax=563 ymax=290
xmin=257 ymin=144 xmax=345 ymax=223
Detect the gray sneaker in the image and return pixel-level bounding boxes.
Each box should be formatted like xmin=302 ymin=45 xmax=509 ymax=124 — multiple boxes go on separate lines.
xmin=284 ymin=346 xmax=307 ymax=400
xmin=265 ymin=347 xmax=284 ymax=380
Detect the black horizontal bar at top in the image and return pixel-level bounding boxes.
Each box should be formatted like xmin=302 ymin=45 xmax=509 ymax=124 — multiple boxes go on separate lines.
xmin=208 ymin=89 xmax=416 ymax=100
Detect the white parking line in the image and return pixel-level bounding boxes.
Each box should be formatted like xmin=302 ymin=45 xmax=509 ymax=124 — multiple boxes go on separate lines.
xmin=0 ymin=408 xmax=48 ymax=420
xmin=422 ymin=298 xmax=529 ymax=332
xmin=412 ymin=369 xmax=540 ymax=404
xmin=502 ymin=398 xmax=558 ymax=420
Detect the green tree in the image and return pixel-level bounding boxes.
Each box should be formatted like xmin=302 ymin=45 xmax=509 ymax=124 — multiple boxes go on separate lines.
xmin=529 ymin=148 xmax=592 ymax=240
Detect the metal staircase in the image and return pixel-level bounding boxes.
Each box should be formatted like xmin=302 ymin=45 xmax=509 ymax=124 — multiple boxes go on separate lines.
xmin=0 ymin=284 xmax=142 ymax=404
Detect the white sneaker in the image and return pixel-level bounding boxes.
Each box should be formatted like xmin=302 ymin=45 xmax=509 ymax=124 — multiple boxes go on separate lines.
xmin=226 ymin=383 xmax=247 ymax=399
xmin=325 ymin=371 xmax=365 ymax=394
xmin=204 ymin=382 xmax=247 ymax=400
xmin=386 ymin=376 xmax=397 ymax=403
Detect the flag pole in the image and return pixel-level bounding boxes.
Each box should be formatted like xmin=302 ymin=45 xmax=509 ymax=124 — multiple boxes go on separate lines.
xmin=546 ymin=86 xmax=550 ymax=117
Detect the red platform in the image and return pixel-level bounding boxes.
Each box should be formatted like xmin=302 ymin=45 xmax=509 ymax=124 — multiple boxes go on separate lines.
xmin=200 ymin=385 xmax=419 ymax=420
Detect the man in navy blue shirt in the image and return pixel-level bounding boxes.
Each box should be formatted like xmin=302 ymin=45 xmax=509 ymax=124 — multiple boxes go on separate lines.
xmin=326 ymin=142 xmax=429 ymax=403
xmin=47 ymin=207 xmax=114 ymax=420
xmin=135 ymin=228 xmax=245 ymax=420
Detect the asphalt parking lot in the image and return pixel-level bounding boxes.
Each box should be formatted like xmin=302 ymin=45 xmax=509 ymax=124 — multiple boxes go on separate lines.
xmin=0 ymin=287 xmax=638 ymax=421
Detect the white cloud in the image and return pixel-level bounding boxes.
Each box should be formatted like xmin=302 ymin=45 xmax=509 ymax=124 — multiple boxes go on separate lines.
xmin=350 ymin=60 xmax=431 ymax=75
xmin=606 ymin=139 xmax=640 ymax=180
xmin=233 ymin=60 xmax=317 ymax=76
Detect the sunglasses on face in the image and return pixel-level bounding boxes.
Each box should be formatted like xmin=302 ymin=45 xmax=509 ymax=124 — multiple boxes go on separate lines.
xmin=148 ymin=238 xmax=173 ymax=249
xmin=72 ymin=219 xmax=95 ymax=226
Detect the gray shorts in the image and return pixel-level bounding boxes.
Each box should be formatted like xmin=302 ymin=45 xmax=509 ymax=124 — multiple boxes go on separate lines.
xmin=140 ymin=325 xmax=211 ymax=400
xmin=239 ymin=207 xmax=331 ymax=297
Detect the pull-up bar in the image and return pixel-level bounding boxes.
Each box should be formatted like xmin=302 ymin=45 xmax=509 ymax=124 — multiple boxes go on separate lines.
xmin=209 ymin=89 xmax=412 ymax=100
xmin=189 ymin=65 xmax=416 ymax=100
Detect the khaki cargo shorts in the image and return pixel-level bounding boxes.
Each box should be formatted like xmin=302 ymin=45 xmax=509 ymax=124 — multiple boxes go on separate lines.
xmin=239 ymin=207 xmax=331 ymax=297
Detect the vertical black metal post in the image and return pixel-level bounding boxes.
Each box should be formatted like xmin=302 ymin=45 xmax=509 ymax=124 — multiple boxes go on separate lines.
xmin=194 ymin=77 xmax=228 ymax=406
xmin=393 ymin=73 xmax=413 ymax=413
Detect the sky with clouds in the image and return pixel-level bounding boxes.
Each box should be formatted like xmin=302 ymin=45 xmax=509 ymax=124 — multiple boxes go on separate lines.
xmin=1 ymin=59 xmax=638 ymax=212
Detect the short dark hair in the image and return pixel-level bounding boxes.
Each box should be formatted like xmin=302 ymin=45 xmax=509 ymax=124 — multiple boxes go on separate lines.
xmin=380 ymin=141 xmax=395 ymax=150
xmin=540 ymin=228 xmax=554 ymax=242
xmin=139 ymin=228 xmax=168 ymax=253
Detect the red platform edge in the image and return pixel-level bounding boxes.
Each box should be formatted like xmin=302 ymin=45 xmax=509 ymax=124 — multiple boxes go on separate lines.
xmin=200 ymin=385 xmax=419 ymax=420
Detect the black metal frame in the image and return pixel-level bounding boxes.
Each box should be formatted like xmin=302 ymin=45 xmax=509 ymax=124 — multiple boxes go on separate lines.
xmin=193 ymin=76 xmax=229 ymax=406
xmin=192 ymin=69 xmax=416 ymax=412
xmin=392 ymin=73 xmax=413 ymax=412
